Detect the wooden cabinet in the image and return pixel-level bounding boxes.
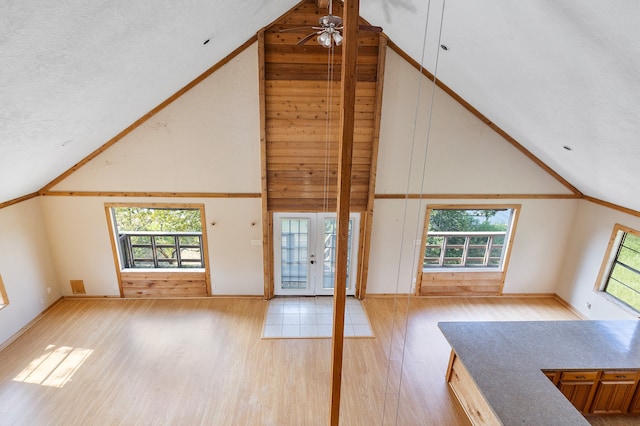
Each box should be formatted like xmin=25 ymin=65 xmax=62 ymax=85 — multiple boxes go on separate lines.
xmin=629 ymin=380 xmax=640 ymax=414
xmin=545 ymin=369 xmax=640 ymax=415
xmin=590 ymin=371 xmax=639 ymax=414
xmin=557 ymin=371 xmax=599 ymax=413
xmin=446 ymin=352 xmax=500 ymax=426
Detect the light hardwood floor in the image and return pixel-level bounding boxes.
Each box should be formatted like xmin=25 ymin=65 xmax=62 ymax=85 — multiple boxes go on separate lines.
xmin=0 ymin=296 xmax=628 ymax=425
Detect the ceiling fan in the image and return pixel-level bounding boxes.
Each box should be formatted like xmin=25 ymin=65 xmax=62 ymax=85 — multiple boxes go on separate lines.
xmin=283 ymin=1 xmax=382 ymax=48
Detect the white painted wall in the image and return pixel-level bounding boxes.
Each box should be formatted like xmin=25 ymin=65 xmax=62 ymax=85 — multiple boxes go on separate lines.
xmin=42 ymin=43 xmax=583 ymax=299
xmin=41 ymin=196 xmax=264 ymax=296
xmin=11 ymin=38 xmax=593 ymax=304
xmin=0 ymin=198 xmax=61 ymax=345
xmin=43 ymin=44 xmax=264 ymax=296
xmin=51 ymin=43 xmax=261 ymax=194
xmin=377 ymin=49 xmax=573 ymax=195
xmin=367 ymin=49 xmax=580 ymax=295
xmin=557 ymin=200 xmax=640 ymax=320
xmin=367 ymin=198 xmax=579 ymax=295
xmin=41 ymin=44 xmax=265 ymax=297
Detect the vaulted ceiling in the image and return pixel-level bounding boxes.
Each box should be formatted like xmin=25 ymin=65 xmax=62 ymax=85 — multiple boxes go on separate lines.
xmin=2 ymin=1 xmax=639 ymax=211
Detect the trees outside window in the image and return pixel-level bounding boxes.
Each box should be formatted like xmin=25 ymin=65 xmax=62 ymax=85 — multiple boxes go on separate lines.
xmin=423 ymin=207 xmax=516 ymax=270
xmin=597 ymin=224 xmax=640 ymax=313
xmin=110 ymin=206 xmax=205 ymax=269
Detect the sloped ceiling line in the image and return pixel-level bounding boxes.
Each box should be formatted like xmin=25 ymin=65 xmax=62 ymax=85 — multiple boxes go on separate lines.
xmin=38 ymin=36 xmax=258 ymax=194
xmin=386 ymin=40 xmax=582 ymax=197
xmin=11 ymin=1 xmax=639 ymax=221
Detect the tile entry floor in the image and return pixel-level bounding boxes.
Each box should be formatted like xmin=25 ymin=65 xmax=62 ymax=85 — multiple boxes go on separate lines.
xmin=262 ymin=296 xmax=374 ymax=339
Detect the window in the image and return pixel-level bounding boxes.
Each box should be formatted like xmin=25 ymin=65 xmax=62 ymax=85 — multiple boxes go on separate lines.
xmin=0 ymin=274 xmax=8 ymax=309
xmin=422 ymin=206 xmax=518 ymax=270
xmin=598 ymin=224 xmax=640 ymax=313
xmin=109 ymin=205 xmax=205 ymax=270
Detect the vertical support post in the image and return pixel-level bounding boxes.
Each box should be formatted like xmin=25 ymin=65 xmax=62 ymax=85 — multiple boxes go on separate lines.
xmin=258 ymin=29 xmax=273 ymax=300
xmin=329 ymin=0 xmax=359 ymax=424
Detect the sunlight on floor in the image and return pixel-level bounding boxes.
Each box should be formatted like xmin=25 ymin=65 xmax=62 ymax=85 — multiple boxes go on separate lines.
xmin=262 ymin=296 xmax=374 ymax=339
xmin=13 ymin=344 xmax=93 ymax=388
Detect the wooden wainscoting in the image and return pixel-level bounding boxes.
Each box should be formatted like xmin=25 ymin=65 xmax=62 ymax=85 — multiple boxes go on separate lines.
xmin=260 ymin=0 xmax=385 ymax=212
xmin=419 ymin=271 xmax=503 ymax=296
xmin=120 ymin=271 xmax=207 ymax=298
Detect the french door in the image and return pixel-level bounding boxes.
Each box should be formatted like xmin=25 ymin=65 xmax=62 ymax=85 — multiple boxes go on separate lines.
xmin=273 ymin=212 xmax=360 ymax=296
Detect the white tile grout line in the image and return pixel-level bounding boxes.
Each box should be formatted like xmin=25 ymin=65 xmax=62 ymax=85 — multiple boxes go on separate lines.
xmin=261 ymin=296 xmax=375 ymax=340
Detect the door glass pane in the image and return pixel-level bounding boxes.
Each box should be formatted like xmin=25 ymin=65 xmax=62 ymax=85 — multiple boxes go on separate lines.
xmin=323 ymin=219 xmax=352 ymax=289
xmin=280 ymin=219 xmax=309 ymax=289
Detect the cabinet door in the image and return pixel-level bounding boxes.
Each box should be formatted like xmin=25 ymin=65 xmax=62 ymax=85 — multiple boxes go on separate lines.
xmin=590 ymin=371 xmax=638 ymax=414
xmin=558 ymin=371 xmax=598 ymax=413
xmin=630 ymin=380 xmax=640 ymax=414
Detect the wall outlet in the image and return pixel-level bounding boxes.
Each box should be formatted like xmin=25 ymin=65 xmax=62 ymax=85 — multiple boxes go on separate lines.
xmin=251 ymin=239 xmax=262 ymax=246
xmin=47 ymin=286 xmax=52 ymax=294
xmin=585 ymin=302 xmax=592 ymax=310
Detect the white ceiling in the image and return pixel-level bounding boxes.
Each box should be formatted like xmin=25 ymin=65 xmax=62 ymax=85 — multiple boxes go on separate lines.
xmin=2 ymin=0 xmax=639 ymax=210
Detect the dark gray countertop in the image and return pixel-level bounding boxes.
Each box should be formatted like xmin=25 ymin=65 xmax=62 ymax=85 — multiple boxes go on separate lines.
xmin=438 ymin=320 xmax=640 ymax=426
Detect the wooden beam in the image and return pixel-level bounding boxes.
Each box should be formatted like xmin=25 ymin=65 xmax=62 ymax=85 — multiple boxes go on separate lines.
xmin=374 ymin=193 xmax=581 ymax=200
xmin=39 ymin=191 xmax=261 ymax=198
xmin=258 ymin=30 xmax=273 ymax=300
xmin=357 ymin=34 xmax=387 ymax=299
xmin=0 ymin=192 xmax=38 ymax=210
xmin=330 ymin=0 xmax=359 ymax=424
xmin=317 ymin=0 xmax=330 ymax=9
xmin=584 ymin=196 xmax=640 ymax=219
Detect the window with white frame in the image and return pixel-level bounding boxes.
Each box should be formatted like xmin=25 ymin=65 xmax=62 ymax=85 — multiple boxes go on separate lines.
xmin=598 ymin=224 xmax=640 ymax=313
xmin=422 ymin=207 xmax=518 ymax=270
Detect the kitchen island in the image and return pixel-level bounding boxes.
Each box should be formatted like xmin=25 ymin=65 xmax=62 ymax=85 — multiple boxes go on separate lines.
xmin=438 ymin=320 xmax=640 ymax=425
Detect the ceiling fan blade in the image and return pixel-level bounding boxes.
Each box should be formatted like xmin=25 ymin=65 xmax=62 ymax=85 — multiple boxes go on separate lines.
xmin=359 ymin=25 xmax=383 ymax=33
xmin=297 ymin=31 xmax=321 ymax=46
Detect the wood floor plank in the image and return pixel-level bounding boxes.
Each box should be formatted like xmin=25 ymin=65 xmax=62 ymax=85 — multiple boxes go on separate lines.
xmin=0 ymin=296 xmax=600 ymax=425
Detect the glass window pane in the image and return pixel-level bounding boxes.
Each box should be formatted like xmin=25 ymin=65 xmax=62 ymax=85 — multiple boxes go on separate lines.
xmin=610 ymin=264 xmax=640 ymax=293
xmin=617 ymin=245 xmax=640 ymax=272
xmin=132 ymin=247 xmax=152 ymax=259
xmin=179 ymin=236 xmax=200 ymax=246
xmin=424 ymin=208 xmax=514 ymax=270
xmin=606 ymin=279 xmax=640 ymax=311
xmin=280 ymin=219 xmax=309 ymax=289
xmin=604 ymin=231 xmax=640 ymax=313
xmin=112 ymin=207 xmax=204 ymax=270
xmin=130 ymin=236 xmax=151 ymax=245
xmin=323 ymin=219 xmax=352 ymax=289
xmin=155 ymin=236 xmax=175 ymax=246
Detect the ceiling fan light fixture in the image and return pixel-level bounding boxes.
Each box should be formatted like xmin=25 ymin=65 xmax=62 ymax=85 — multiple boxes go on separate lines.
xmin=318 ymin=32 xmax=332 ymax=48
xmin=333 ymin=32 xmax=343 ymax=46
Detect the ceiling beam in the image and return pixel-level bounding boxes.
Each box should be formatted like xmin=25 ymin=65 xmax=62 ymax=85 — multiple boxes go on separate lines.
xmin=317 ymin=0 xmax=330 ymax=9
xmin=329 ymin=0 xmax=359 ymax=424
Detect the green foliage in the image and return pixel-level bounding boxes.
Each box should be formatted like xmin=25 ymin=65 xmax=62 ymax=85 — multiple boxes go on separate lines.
xmin=113 ymin=207 xmax=202 ymax=232
xmin=605 ymin=232 xmax=640 ymax=312
xmin=428 ymin=209 xmax=508 ymax=232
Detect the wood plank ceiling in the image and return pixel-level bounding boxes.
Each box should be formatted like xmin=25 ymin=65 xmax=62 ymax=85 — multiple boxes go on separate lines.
xmin=260 ymin=0 xmax=386 ymax=212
